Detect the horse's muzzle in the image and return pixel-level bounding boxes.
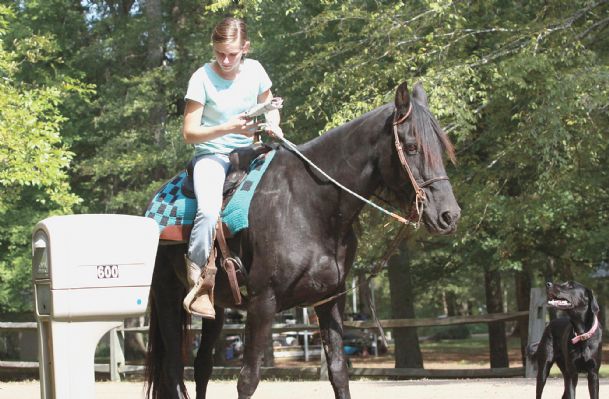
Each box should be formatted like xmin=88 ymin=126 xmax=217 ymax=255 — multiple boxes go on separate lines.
xmin=424 ymin=205 xmax=460 ymax=235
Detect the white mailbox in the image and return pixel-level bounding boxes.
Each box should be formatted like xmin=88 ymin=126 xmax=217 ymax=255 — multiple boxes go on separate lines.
xmin=32 ymin=214 xmax=159 ymax=399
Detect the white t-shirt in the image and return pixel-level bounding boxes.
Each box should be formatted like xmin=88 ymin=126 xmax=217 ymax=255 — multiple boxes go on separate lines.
xmin=184 ymin=58 xmax=272 ymax=156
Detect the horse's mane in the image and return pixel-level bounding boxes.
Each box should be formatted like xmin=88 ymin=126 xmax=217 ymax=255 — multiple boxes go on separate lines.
xmin=298 ymin=105 xmax=389 ymax=152
xmin=299 ymin=102 xmax=456 ymax=170
xmin=410 ymin=99 xmax=456 ymax=168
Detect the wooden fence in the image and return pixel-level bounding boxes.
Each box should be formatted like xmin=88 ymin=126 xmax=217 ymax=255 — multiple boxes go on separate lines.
xmin=0 ymin=288 xmax=549 ymax=381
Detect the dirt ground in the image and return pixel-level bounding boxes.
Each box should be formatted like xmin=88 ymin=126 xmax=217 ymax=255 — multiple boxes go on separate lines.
xmin=1 ymin=378 xmax=608 ymax=399
xmin=3 ymin=337 xmax=606 ymax=398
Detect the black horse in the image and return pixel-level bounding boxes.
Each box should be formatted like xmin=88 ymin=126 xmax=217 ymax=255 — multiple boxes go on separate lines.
xmin=145 ymin=82 xmax=460 ymax=399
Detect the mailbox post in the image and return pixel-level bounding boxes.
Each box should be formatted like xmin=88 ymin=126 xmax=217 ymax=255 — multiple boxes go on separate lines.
xmin=32 ymin=214 xmax=159 ymax=399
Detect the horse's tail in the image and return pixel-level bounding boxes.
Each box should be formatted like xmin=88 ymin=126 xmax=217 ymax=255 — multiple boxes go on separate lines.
xmin=144 ymin=247 xmax=191 ymax=399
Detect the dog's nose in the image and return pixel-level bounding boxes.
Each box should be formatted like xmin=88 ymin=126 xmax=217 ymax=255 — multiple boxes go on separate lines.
xmin=545 ymin=282 xmax=552 ymax=288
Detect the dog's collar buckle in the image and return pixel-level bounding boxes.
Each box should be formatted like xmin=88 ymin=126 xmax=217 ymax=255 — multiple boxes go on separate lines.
xmin=571 ymin=314 xmax=600 ymax=344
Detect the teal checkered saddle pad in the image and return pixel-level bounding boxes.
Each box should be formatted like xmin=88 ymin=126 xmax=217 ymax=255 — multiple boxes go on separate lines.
xmin=145 ymin=150 xmax=276 ymax=241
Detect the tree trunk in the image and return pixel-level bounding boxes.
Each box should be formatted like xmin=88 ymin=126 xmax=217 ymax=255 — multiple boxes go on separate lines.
xmin=388 ymin=240 xmax=423 ymax=368
xmin=143 ymin=0 xmax=164 ymax=68
xmin=483 ymin=266 xmax=509 ymax=368
xmin=514 ymin=269 xmax=531 ymax=366
xmin=357 ymin=271 xmax=372 ymax=319
xmin=444 ymin=290 xmax=458 ymax=316
xmin=143 ymin=0 xmax=167 ymax=179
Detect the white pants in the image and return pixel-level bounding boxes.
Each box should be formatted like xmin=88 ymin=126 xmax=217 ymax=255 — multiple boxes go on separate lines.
xmin=187 ymin=154 xmax=230 ymax=267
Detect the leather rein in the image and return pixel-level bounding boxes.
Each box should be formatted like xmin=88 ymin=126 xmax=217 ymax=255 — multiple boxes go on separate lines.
xmin=392 ymin=102 xmax=449 ymax=227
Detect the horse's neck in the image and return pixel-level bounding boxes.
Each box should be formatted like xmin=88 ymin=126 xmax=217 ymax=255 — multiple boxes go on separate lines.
xmin=298 ymin=110 xmax=388 ymax=223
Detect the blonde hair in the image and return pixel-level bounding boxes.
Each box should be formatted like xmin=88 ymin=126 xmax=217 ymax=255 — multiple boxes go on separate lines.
xmin=211 ymin=17 xmax=248 ymax=46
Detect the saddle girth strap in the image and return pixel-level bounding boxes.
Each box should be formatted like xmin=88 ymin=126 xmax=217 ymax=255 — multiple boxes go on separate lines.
xmin=215 ymin=220 xmax=242 ymax=305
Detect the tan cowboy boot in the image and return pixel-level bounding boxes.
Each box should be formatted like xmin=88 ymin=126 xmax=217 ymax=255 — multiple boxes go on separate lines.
xmin=184 ymin=255 xmax=201 ymax=288
xmin=183 ymin=256 xmax=216 ymax=319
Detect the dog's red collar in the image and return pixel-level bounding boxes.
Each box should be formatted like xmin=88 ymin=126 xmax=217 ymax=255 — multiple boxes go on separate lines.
xmin=571 ymin=314 xmax=600 ymax=344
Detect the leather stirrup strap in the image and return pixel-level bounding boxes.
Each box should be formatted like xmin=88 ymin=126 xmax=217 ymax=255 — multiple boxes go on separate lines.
xmin=215 ymin=220 xmax=242 ymax=305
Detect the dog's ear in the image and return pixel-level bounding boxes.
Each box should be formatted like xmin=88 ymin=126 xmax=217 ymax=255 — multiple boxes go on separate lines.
xmin=587 ymin=288 xmax=600 ymax=314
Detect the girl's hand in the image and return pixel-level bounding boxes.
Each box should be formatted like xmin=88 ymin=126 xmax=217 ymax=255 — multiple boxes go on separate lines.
xmin=225 ymin=113 xmax=260 ymax=137
xmin=264 ymin=124 xmax=284 ymax=140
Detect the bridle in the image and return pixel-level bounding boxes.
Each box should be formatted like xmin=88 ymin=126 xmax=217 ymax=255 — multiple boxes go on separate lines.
xmin=311 ymin=102 xmax=452 ymax=335
xmin=276 ymin=102 xmax=449 ymax=228
xmin=392 ymin=102 xmax=450 ymax=226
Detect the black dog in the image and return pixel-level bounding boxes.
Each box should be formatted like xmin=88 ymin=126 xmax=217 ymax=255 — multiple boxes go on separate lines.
xmin=529 ymin=281 xmax=602 ymax=399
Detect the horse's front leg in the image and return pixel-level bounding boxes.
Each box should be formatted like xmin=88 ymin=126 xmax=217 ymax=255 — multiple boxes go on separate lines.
xmin=315 ymin=297 xmax=351 ymax=399
xmin=194 ymin=306 xmax=225 ymax=399
xmin=237 ymin=290 xmax=276 ymax=399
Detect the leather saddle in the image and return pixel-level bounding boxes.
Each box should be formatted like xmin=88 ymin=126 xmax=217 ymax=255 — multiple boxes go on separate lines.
xmin=182 ymin=144 xmax=273 ymax=208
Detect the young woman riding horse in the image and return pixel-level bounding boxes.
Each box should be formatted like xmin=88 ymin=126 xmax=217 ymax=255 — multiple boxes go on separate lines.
xmin=181 ymin=17 xmax=282 ymax=319
xmin=146 ymin=32 xmax=460 ymax=399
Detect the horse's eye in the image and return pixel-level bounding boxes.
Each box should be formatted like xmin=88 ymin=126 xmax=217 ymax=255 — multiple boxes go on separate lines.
xmin=405 ymin=144 xmax=418 ymax=155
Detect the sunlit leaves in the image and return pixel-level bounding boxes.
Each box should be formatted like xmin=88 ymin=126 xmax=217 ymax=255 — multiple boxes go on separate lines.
xmin=0 ymin=5 xmax=83 ymax=312
xmin=2 ymin=0 xmax=608 ymax=315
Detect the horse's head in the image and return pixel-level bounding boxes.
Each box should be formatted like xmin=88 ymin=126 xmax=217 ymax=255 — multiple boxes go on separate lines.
xmin=378 ymin=81 xmax=460 ymax=234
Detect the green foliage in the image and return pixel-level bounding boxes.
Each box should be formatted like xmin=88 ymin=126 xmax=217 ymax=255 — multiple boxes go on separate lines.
xmin=309 ymin=0 xmax=609 ymax=314
xmin=0 ymin=4 xmax=87 ymax=312
xmin=3 ymin=0 xmax=608 ymax=316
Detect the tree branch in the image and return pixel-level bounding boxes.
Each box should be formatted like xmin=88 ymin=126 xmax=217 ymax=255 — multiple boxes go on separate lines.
xmin=576 ymin=15 xmax=609 ymax=40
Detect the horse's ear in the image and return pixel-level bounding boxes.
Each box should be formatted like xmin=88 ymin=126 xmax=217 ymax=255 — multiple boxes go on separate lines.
xmin=413 ymin=82 xmax=428 ymax=107
xmin=587 ymin=288 xmax=600 ymax=314
xmin=394 ymin=82 xmax=411 ymax=118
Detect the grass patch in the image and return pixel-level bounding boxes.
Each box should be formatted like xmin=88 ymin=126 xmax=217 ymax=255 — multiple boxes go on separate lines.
xmin=421 ymin=335 xmax=609 ymax=376
xmin=420 ymin=335 xmax=521 ymax=352
xmin=548 ymin=364 xmax=609 ymax=378
xmin=410 ymin=335 xmax=524 ymax=367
